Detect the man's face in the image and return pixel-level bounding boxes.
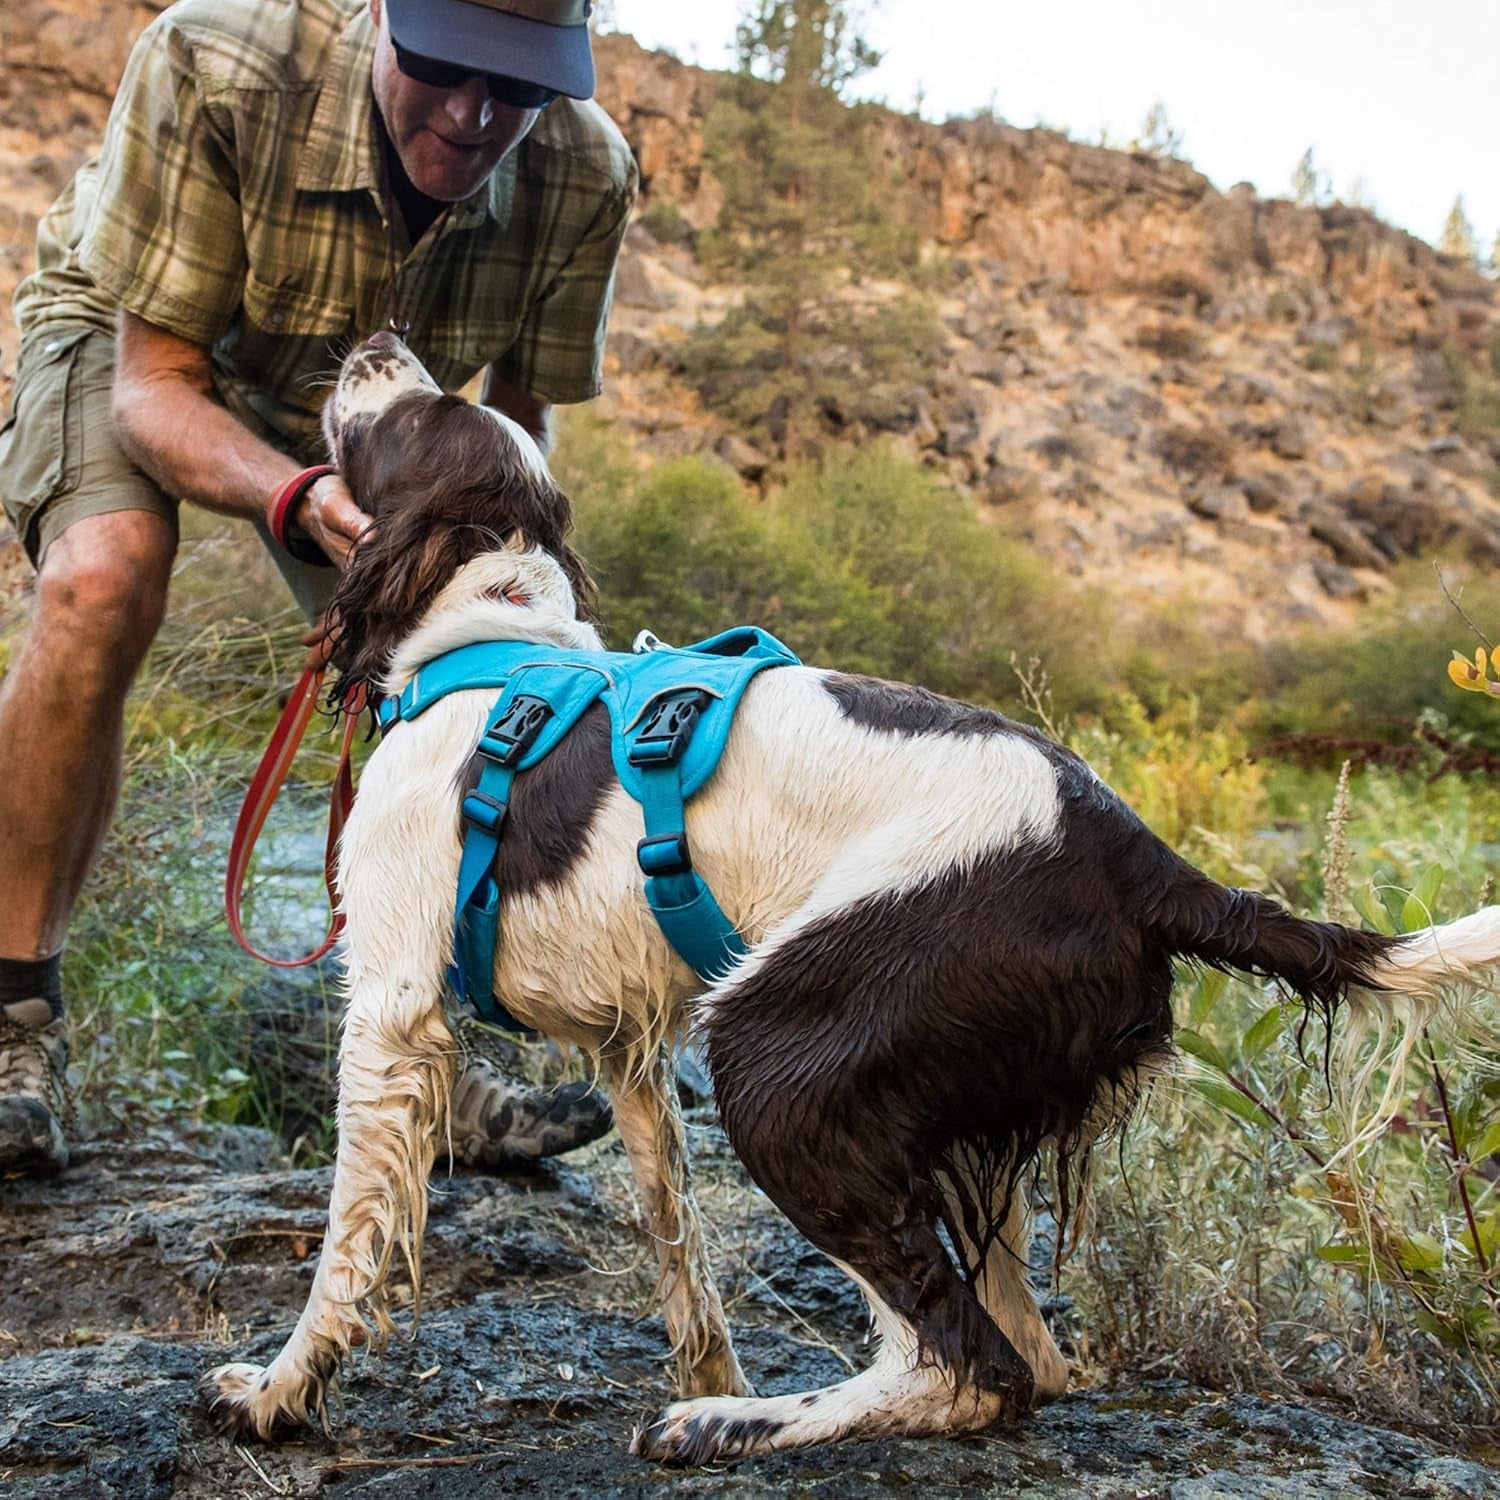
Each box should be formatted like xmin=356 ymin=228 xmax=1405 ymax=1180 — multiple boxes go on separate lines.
xmin=369 ymin=0 xmax=542 ymax=203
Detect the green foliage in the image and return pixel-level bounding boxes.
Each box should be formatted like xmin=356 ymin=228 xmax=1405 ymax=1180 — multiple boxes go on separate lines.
xmin=1133 ymin=101 xmax=1184 ymax=158
xmin=572 ymin=439 xmax=1091 ymax=704
xmin=1257 ymin=562 xmax=1500 ymax=741
xmin=733 ymin=0 xmax=881 ymax=93
xmin=683 ymin=0 xmax=941 ymax=456
xmin=1439 ymin=194 xmax=1479 ymax=263
xmin=1069 ymin=696 xmax=1269 ymax=872
xmin=1133 ymin=833 xmax=1500 ymax=1411
xmin=637 ymin=195 xmax=695 ymax=248
xmin=1440 ymin=339 xmax=1500 ymax=443
xmin=1290 ymin=146 xmax=1330 ymax=207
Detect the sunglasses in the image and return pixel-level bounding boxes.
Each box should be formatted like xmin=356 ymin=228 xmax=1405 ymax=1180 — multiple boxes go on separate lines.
xmin=392 ymin=39 xmax=558 ymax=109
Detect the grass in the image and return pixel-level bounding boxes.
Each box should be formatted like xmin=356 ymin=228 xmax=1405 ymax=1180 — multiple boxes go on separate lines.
xmin=4 ymin=446 xmax=1500 ymax=1433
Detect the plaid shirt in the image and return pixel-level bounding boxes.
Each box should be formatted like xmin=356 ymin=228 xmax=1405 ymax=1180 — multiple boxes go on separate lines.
xmin=13 ymin=0 xmax=636 ymax=461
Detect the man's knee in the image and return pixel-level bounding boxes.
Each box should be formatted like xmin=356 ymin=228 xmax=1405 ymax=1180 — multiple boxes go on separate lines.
xmin=33 ymin=511 xmax=176 ymax=672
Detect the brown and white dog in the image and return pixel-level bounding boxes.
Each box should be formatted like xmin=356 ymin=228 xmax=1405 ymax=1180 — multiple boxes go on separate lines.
xmin=204 ymin=333 xmax=1500 ymax=1463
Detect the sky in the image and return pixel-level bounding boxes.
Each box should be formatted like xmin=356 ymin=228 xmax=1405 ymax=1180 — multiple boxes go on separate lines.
xmin=604 ymin=1 xmax=1499 ymax=257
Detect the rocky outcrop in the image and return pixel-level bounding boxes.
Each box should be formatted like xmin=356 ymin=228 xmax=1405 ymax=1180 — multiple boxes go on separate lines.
xmin=3 ymin=1128 xmax=1496 ymax=1497
xmin=3 ymin=7 xmax=1497 ymax=634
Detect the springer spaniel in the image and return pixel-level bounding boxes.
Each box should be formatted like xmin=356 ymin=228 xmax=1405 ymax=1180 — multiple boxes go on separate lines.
xmin=204 ymin=332 xmax=1500 ymax=1464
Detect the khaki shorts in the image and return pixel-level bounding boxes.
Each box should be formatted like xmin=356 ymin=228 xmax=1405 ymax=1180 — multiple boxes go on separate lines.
xmin=0 ymin=323 xmax=335 ymax=621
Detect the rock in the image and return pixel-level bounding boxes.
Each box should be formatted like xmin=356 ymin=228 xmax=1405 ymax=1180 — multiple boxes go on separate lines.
xmin=909 ymin=402 xmax=940 ymax=449
xmin=609 ymin=330 xmax=668 ymax=374
xmin=1029 ymin=432 xmax=1088 ymax=467
xmin=1210 ymin=373 xmax=1279 ymax=407
xmin=611 ymin=251 xmax=679 ymax=311
xmin=1190 ymin=487 xmax=1250 ymax=522
xmin=850 ymin=383 xmax=921 ymax=432
xmin=1309 ymin=511 xmax=1387 ymax=570
xmin=981 ymin=464 xmax=1039 ymax=506
xmin=1297 ymin=317 xmax=1355 ymax=349
xmin=714 ymin=432 xmax=770 ymax=480
xmin=1264 ymin=418 xmax=1310 ymax=461
xmin=1240 ymin=475 xmax=1289 ymax=514
xmin=1078 ymin=401 xmax=1139 ymax=441
xmin=1314 ymin=558 xmax=1369 ymax=600
xmin=957 ymin=348 xmax=1011 ymax=384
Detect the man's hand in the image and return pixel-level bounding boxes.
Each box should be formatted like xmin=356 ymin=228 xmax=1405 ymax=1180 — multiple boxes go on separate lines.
xmin=292 ymin=474 xmax=372 ymax=571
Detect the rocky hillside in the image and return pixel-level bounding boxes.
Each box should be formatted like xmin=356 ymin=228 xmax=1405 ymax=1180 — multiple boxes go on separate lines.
xmin=4 ymin=5 xmax=1499 ymax=635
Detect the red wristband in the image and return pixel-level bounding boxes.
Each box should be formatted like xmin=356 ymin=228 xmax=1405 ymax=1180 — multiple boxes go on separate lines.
xmin=267 ymin=465 xmax=339 ymax=566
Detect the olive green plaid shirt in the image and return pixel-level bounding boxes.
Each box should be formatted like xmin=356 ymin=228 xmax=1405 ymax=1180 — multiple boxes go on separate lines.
xmin=14 ymin=0 xmax=636 ymax=461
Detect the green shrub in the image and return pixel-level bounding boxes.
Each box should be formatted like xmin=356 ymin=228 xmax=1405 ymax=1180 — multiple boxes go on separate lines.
xmin=572 ymin=441 xmax=1097 ymax=708
xmin=1255 ymin=562 xmax=1500 ymax=743
xmin=638 ymin=196 xmax=696 ymax=249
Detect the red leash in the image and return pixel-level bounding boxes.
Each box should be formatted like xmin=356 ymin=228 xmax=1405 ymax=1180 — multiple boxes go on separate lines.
xmin=226 ymin=667 xmax=364 ymax=967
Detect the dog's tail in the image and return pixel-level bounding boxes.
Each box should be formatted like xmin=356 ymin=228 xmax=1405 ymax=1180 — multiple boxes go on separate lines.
xmin=1148 ymin=855 xmax=1500 ymax=1018
xmin=1146 ymin=854 xmax=1500 ymax=1153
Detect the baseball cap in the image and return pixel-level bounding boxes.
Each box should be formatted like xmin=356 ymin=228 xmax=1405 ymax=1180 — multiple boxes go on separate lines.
xmin=385 ymin=0 xmax=595 ymax=100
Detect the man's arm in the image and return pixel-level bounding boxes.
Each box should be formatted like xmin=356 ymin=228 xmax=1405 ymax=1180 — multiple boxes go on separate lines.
xmin=112 ymin=310 xmax=370 ymax=567
xmin=480 ymin=368 xmax=554 ymax=457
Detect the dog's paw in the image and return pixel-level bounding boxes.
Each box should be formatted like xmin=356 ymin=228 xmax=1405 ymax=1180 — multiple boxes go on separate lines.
xmin=200 ymin=1362 xmax=313 ymax=1442
xmin=631 ymin=1398 xmax=780 ymax=1466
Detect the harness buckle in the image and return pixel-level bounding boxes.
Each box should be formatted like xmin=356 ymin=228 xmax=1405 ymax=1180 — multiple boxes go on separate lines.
xmin=479 ymin=694 xmax=552 ymax=768
xmin=637 ymin=831 xmax=693 ymax=878
xmin=629 ymin=690 xmax=709 ymax=767
xmin=461 ymin=790 xmax=508 ymax=835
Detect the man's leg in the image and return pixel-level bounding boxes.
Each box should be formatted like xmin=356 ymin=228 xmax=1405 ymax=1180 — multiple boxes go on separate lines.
xmin=0 ymin=511 xmax=176 ymax=1171
xmin=0 ymin=510 xmax=176 ymax=957
xmin=0 ymin=325 xmax=179 ymax=1174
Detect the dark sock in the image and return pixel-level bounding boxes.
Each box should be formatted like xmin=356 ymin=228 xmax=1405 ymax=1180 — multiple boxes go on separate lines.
xmin=0 ymin=953 xmax=63 ymax=1021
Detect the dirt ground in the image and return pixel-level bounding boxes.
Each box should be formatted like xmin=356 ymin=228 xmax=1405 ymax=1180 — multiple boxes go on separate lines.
xmin=4 ymin=1109 xmax=1500 ymax=1500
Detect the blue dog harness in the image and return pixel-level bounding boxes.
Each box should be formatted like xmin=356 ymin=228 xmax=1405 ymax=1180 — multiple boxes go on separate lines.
xmin=376 ymin=627 xmax=800 ymax=1029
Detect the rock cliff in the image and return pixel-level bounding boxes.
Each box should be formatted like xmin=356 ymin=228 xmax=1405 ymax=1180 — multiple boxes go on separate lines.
xmin=3 ymin=5 xmax=1497 ymax=634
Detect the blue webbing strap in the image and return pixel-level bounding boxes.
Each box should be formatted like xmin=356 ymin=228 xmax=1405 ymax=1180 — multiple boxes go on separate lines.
xmin=450 ymin=692 xmax=552 ymax=1030
xmin=629 ymin=691 xmax=747 ymax=983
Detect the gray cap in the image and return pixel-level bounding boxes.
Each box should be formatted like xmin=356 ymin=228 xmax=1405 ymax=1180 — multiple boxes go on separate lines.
xmin=385 ymin=0 xmax=595 ymax=99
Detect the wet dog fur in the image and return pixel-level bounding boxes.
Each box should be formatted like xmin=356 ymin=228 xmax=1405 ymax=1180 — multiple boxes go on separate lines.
xmin=202 ymin=332 xmax=1500 ymax=1464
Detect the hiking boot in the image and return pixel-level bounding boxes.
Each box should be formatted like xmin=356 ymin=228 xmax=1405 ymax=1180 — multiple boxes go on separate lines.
xmin=0 ymin=1009 xmax=70 ymax=1177
xmin=445 ymin=1055 xmax=612 ymax=1170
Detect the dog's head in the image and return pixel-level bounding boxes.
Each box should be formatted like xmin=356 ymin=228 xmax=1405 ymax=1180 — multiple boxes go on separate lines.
xmin=322 ymin=333 xmax=594 ymax=704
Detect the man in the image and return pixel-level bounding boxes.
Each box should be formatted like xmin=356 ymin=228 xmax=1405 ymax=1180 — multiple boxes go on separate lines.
xmin=0 ymin=0 xmax=637 ymax=1175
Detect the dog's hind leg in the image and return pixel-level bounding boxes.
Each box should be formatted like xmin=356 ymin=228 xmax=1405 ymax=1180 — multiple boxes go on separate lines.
xmin=633 ymin=935 xmax=1034 ymax=1463
xmin=938 ymin=1155 xmax=1069 ymax=1406
xmin=202 ymin=973 xmax=456 ymax=1439
xmin=604 ymin=1047 xmax=751 ymax=1400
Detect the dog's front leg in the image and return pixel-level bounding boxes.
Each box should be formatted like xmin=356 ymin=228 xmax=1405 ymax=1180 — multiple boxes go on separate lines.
xmin=604 ymin=1048 xmax=751 ymax=1400
xmin=203 ymin=981 xmax=456 ymax=1439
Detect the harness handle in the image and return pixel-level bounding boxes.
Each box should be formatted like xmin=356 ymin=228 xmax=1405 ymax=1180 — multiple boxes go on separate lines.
xmin=226 ymin=666 xmax=362 ymax=968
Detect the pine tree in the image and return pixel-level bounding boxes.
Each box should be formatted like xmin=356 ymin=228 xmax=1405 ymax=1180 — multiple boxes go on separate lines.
xmin=1291 ymin=147 xmax=1321 ymax=206
xmin=1439 ymin=195 xmax=1478 ymax=263
xmin=1134 ymin=102 xmax=1183 ymax=158
xmin=681 ymin=1 xmax=941 ymax=458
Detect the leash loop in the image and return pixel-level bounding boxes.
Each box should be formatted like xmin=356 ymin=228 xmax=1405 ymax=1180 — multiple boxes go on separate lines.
xmin=226 ymin=667 xmax=362 ymax=968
